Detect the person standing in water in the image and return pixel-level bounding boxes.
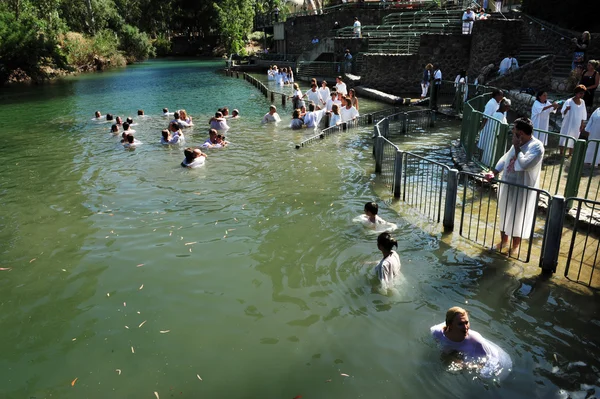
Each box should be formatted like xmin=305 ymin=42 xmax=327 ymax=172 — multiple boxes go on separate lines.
xmin=374 ymin=232 xmax=401 ymax=286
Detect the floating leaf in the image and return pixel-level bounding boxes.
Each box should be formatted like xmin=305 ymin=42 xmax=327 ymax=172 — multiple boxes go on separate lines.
xmin=138 ymin=320 xmax=147 ymax=328
xmin=116 ymin=369 xmax=121 ymax=375
xmin=159 ymin=330 xmax=170 ymax=334
xmin=325 ymin=379 xmax=332 ymax=383
xmin=137 ymin=264 xmax=144 ymax=267
xmin=197 ymin=374 xmax=202 ymax=381
xmin=131 ymin=346 xmax=135 ymax=353
xmin=139 ymin=284 xmax=144 ymax=290
xmin=123 ymin=302 xmax=126 ymax=307
xmin=0 ymin=267 xmax=12 ymax=271
xmin=106 ymin=293 xmax=110 ymax=297
xmin=30 ymin=258 xmax=37 ymax=263
xmin=125 ymin=325 xmax=129 ymax=329
xmin=184 ymin=242 xmax=197 ymax=246
xmin=340 ymin=373 xmax=350 ymax=377
xmin=71 ymin=378 xmax=78 ymax=386
xmin=154 ymin=392 xmax=160 ymax=399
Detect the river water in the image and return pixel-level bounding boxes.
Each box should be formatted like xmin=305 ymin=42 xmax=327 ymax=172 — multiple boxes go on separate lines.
xmin=0 ymin=59 xmax=599 ymax=399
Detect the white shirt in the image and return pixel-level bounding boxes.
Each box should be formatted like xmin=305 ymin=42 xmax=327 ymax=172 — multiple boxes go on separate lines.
xmin=431 ymin=322 xmax=512 ymax=378
xmin=340 ymin=105 xmax=359 ymax=122
xmin=433 ymin=69 xmax=442 ymax=82
xmin=560 ymin=98 xmax=587 ymax=139
xmin=306 ymin=89 xmax=323 ymax=107
xmin=462 ymin=10 xmax=475 ymax=21
xmin=335 ymin=82 xmax=348 ymax=96
xmin=499 ymin=57 xmax=519 ymax=75
xmin=161 ymin=133 xmax=184 ymax=145
xmin=262 ymin=112 xmax=281 ymax=123
xmin=353 ymin=20 xmax=361 ymax=35
xmin=326 ymin=98 xmax=342 ymax=112
xmin=318 ymin=87 xmax=330 ymax=104
xmin=329 ymin=113 xmax=341 ymax=127
xmin=374 ymin=250 xmax=401 ymax=285
xmin=181 ymin=157 xmax=206 ymax=168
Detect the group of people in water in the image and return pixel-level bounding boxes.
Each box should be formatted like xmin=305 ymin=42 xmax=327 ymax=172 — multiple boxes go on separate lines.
xmin=92 ymin=106 xmax=239 ymax=168
xmin=263 ymin=73 xmax=360 ymax=129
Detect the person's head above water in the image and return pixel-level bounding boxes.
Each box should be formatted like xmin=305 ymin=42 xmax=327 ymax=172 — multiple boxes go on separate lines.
xmin=106 ymin=113 xmax=114 ymax=121
xmin=308 ymin=102 xmax=315 ymax=112
xmin=163 ymin=108 xmax=169 ymax=113
xmin=364 ymin=202 xmax=378 ymax=217
xmin=292 ymin=109 xmax=301 ymax=119
xmin=116 ymin=116 xmax=123 ymax=124
xmin=377 ymin=232 xmax=398 ymax=254
xmin=184 ymin=147 xmax=203 ymax=163
xmin=232 ymin=109 xmax=239 ymax=117
xmin=111 ymin=124 xmax=119 ymax=133
xmin=123 ymin=122 xmax=130 ymax=131
xmin=269 ymin=105 xmax=277 ymax=114
xmin=126 ymin=134 xmax=135 ymax=144
xmin=95 ymin=111 xmax=101 ymax=118
xmin=444 ymin=306 xmax=469 ymax=342
xmin=215 ymin=111 xmax=223 ymax=118
xmin=138 ymin=109 xmax=144 ymax=116
xmin=162 ymin=129 xmax=170 ymax=140
xmin=174 ymin=111 xmax=180 ymax=120
xmin=126 ymin=117 xmax=133 ymax=124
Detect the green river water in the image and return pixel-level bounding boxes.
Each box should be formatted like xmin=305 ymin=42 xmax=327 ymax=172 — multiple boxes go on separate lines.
xmin=0 ymin=59 xmax=599 ymax=399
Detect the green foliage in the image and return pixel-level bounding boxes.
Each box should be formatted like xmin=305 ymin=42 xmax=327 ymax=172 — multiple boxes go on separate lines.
xmin=118 ymin=24 xmax=154 ymax=63
xmin=0 ymin=3 xmax=67 ymax=82
xmin=214 ymin=0 xmax=254 ymax=55
xmin=153 ymin=34 xmax=172 ymax=57
xmin=248 ymin=31 xmax=265 ymax=42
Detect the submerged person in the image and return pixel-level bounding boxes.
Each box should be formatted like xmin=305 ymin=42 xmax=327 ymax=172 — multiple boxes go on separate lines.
xmin=231 ymin=109 xmax=240 ymax=119
xmin=209 ymin=111 xmax=230 ymax=131
xmin=163 ymin=107 xmax=174 ymax=116
xmin=202 ymin=129 xmax=224 ymax=149
xmin=303 ymin=103 xmax=326 ymax=129
xmin=374 ymin=232 xmax=401 ymax=287
xmin=354 ymin=202 xmax=397 ymax=232
xmin=122 ymin=134 xmax=142 ymax=148
xmin=181 ymin=147 xmax=207 ymax=168
xmin=122 ymin=122 xmax=135 ymax=134
xmin=262 ymin=105 xmax=281 ymax=124
xmin=431 ymin=306 xmax=512 ymax=379
xmin=290 ymin=109 xmax=305 ymax=130
xmin=161 ymin=129 xmax=184 ymax=145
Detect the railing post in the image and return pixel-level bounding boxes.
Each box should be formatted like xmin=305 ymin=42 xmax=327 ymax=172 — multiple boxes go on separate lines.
xmin=430 ymin=81 xmax=439 ymax=111
xmin=401 ymin=113 xmax=407 ymax=134
xmin=443 ymin=169 xmax=459 ymax=232
xmin=429 ymin=110 xmax=435 ymax=128
xmin=564 ymin=139 xmax=586 ymax=199
xmin=375 ymin=137 xmax=383 ymax=174
xmin=282 ymin=94 xmax=286 ymax=106
xmin=393 ymin=150 xmax=404 ymax=198
xmin=271 ymin=91 xmax=275 ymax=102
xmin=541 ymin=195 xmax=565 ymax=274
xmin=493 ymin=123 xmax=510 ymax=167
xmin=367 ymin=114 xmax=373 ymax=124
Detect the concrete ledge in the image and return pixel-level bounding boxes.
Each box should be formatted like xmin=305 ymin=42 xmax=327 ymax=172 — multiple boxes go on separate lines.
xmin=354 ymin=86 xmax=406 ymax=105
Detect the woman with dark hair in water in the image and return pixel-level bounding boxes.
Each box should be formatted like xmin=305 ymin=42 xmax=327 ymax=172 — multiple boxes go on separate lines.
xmin=374 ymin=232 xmax=401 ymax=286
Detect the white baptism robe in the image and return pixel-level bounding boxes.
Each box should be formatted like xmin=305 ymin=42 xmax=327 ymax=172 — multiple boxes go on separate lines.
xmin=262 ymin=112 xmax=281 ymax=124
xmin=499 ymin=57 xmax=519 ymax=75
xmin=431 ymin=322 xmax=512 ymax=379
xmin=374 ymin=250 xmax=401 ymax=287
xmin=531 ymin=100 xmax=556 ymax=146
xmin=306 ymin=90 xmax=323 ymax=108
xmin=340 ymin=106 xmax=359 ymax=123
xmin=559 ymin=98 xmax=587 ymax=149
xmin=478 ymin=98 xmax=501 ymax=166
xmin=335 ymin=82 xmax=348 ymax=96
xmin=494 ymin=137 xmax=544 ymax=238
xmin=584 ymin=108 xmax=600 ymax=165
xmin=318 ymin=87 xmax=330 ymax=104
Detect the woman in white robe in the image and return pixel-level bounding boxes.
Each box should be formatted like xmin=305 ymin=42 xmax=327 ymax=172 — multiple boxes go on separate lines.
xmin=584 ymin=108 xmax=600 ymax=166
xmin=531 ymin=91 xmax=558 ymax=146
xmin=559 ymin=85 xmax=588 ymax=156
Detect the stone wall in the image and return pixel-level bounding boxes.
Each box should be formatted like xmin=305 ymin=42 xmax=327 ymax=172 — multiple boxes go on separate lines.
xmin=468 ymin=19 xmax=524 ymax=79
xmin=360 ymin=33 xmax=471 ymax=95
xmin=360 ymin=54 xmax=416 ymax=94
xmin=487 ymin=55 xmax=555 ymax=91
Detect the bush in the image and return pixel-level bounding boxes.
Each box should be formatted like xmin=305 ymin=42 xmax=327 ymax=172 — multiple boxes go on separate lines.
xmin=153 ymin=34 xmax=171 ymax=57
xmin=62 ymin=32 xmax=94 ymax=66
xmin=248 ymin=31 xmax=264 ymax=42
xmin=118 ymin=24 xmax=154 ymax=63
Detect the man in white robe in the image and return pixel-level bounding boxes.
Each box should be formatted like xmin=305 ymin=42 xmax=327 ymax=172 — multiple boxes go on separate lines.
xmin=584 ymin=107 xmax=600 ymax=166
xmin=462 ymin=8 xmax=475 ymax=35
xmin=489 ymin=118 xmax=544 ymax=255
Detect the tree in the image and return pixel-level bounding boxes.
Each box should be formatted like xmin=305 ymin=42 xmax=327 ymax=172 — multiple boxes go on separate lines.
xmin=213 ymin=0 xmax=254 ymax=55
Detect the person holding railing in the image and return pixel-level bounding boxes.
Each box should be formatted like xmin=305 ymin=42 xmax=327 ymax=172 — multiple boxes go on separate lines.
xmin=453 ymin=70 xmax=468 ymax=115
xmin=531 ymin=91 xmax=560 ymax=146
xmin=421 ymin=63 xmax=433 ymax=100
xmin=462 ymin=7 xmax=475 ymax=35
xmin=487 ymin=117 xmax=544 ymax=256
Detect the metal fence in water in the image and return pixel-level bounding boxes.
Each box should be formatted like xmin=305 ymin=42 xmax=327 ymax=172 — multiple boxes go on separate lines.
xmin=458 ymin=172 xmax=552 ymax=263
xmin=563 ymin=197 xmax=600 ymax=286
